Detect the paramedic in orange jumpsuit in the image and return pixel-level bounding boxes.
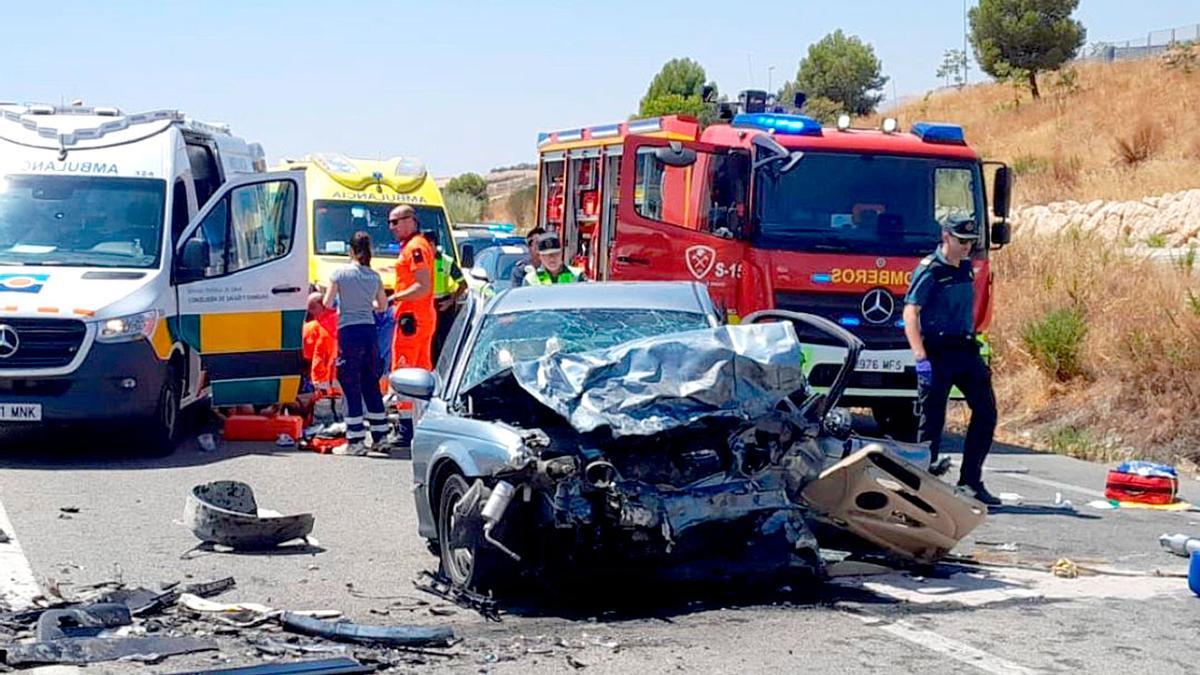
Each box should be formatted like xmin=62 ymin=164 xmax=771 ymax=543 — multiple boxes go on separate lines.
xmin=387 ymin=205 xmax=436 ymax=371
xmin=302 ymin=292 xmax=339 ymax=392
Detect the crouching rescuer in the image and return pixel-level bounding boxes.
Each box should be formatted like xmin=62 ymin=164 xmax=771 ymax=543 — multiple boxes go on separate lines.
xmin=903 ymin=217 xmax=1000 ymax=507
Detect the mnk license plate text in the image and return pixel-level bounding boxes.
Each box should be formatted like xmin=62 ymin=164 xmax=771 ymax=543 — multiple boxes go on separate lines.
xmin=0 ymin=403 xmax=42 ymax=421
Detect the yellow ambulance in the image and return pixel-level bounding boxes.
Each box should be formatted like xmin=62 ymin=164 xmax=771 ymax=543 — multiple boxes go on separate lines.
xmin=276 ymin=154 xmax=456 ymax=290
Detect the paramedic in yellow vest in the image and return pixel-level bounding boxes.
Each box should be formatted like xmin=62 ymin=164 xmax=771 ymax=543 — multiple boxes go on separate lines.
xmin=427 ymin=229 xmax=465 ymax=360
xmin=524 ymin=233 xmax=584 ymax=285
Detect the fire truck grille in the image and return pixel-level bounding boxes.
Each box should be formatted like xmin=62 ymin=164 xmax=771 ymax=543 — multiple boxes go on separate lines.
xmin=0 ymin=318 xmax=87 ymax=370
xmin=773 ymin=290 xmax=911 ymax=350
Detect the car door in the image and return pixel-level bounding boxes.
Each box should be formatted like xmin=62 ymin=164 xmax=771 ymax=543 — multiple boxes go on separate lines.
xmin=614 ymin=137 xmax=750 ymax=317
xmin=173 ymin=171 xmax=308 ymax=406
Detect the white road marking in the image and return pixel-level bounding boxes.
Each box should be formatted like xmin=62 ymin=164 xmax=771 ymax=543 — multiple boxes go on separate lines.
xmin=0 ymin=494 xmax=41 ymax=610
xmin=856 ymin=613 xmax=1041 ymax=675
xmin=836 ymin=567 xmax=1186 ymax=608
xmin=985 ymin=469 xmax=1108 ymax=499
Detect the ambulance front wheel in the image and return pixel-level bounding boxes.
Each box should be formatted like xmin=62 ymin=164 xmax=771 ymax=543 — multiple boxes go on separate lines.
xmin=143 ymin=364 xmax=182 ymax=456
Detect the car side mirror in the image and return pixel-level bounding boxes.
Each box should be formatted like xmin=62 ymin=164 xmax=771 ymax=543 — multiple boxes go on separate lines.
xmin=992 ymin=165 xmax=1012 ymax=219
xmin=176 ymin=238 xmax=208 ymax=283
xmin=389 ymin=368 xmax=437 ymax=400
xmin=460 ymin=244 xmax=475 ymax=269
xmin=654 ymin=142 xmax=697 ymax=167
xmin=470 ymin=266 xmax=490 ymax=282
xmin=991 ymin=221 xmax=1012 ymax=247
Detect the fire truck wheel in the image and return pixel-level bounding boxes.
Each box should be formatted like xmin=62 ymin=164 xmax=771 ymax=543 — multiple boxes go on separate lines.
xmin=872 ymin=402 xmax=920 ymax=442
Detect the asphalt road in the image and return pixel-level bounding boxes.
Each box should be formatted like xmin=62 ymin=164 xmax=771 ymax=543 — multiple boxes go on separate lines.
xmin=2 ymin=421 xmax=1200 ymax=674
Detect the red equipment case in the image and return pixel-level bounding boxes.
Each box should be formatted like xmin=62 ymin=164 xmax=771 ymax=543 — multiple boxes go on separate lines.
xmin=1104 ymin=470 xmax=1178 ymax=505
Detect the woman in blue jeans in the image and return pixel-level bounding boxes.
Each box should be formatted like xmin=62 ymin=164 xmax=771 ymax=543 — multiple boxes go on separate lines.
xmin=322 ymin=231 xmax=389 ymax=456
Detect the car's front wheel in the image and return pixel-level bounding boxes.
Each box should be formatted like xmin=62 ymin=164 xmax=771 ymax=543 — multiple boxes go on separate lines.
xmin=437 ymin=473 xmax=501 ymax=592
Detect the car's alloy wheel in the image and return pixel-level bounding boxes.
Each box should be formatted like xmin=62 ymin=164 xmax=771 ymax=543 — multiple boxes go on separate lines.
xmin=438 ymin=473 xmax=480 ymax=587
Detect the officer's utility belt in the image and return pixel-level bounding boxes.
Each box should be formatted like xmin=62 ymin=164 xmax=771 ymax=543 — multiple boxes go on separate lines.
xmin=924 ymin=333 xmax=977 ymax=349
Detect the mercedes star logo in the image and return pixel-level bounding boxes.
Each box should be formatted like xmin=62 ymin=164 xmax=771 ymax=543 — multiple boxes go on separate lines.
xmin=860 ymin=288 xmax=896 ymax=325
xmin=0 ymin=324 xmax=18 ymax=359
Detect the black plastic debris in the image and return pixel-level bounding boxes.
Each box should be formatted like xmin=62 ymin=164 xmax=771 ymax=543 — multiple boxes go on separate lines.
xmin=414 ymin=570 xmax=501 ymax=622
xmin=2 ymin=635 xmax=217 ymax=666
xmin=36 ymin=603 xmax=132 ymax=640
xmin=279 ymin=612 xmax=454 ymax=648
xmin=184 ymin=576 xmax=238 ymax=598
xmin=170 ymin=656 xmax=373 ymax=674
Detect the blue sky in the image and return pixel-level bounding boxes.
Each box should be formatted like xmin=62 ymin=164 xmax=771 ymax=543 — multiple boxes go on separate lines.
xmin=0 ymin=1 xmax=1196 ymax=175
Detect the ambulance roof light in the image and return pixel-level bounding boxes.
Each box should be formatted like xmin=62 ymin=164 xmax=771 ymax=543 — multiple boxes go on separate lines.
xmin=393 ymin=156 xmax=427 ymax=179
xmin=836 ymin=114 xmax=851 ymax=131
xmin=312 ymin=153 xmax=358 ymax=176
xmin=881 ymin=118 xmax=899 ymax=134
xmin=912 ymin=121 xmax=966 ymax=145
xmin=732 ymin=113 xmax=822 ymax=136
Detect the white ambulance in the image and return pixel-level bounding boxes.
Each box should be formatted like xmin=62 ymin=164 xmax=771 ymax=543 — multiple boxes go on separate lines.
xmin=0 ymin=104 xmax=309 ymax=452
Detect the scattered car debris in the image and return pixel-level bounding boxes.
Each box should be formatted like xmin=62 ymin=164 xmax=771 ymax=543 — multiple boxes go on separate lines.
xmin=176 ymin=656 xmax=374 ymax=674
xmin=183 ymin=481 xmax=315 ymax=550
xmin=0 ymin=527 xmax=9 ymax=544
xmin=414 ymin=571 xmax=501 ymax=622
xmin=279 ymin=612 xmax=455 ymax=648
xmin=197 ymin=432 xmax=219 ymax=452
xmin=2 ymin=635 xmax=217 ymax=666
xmin=35 ymin=604 xmax=131 ymax=640
xmin=179 ymin=593 xmax=340 ymax=628
xmin=58 ymin=507 xmax=80 ymax=515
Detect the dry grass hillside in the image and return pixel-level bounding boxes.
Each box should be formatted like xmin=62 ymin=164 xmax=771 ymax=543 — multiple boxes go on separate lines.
xmin=876 ymin=54 xmax=1200 ymax=466
xmin=872 ymin=52 xmax=1200 ymax=205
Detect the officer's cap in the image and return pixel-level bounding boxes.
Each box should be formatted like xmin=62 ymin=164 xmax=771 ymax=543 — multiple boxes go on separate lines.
xmin=535 ymin=233 xmax=563 ymax=253
xmin=942 ymin=216 xmax=980 ymax=240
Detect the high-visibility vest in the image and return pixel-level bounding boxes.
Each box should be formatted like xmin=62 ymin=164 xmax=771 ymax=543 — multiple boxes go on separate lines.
xmin=524 ymin=266 xmax=580 ymax=286
xmin=434 ymin=252 xmax=460 ymax=298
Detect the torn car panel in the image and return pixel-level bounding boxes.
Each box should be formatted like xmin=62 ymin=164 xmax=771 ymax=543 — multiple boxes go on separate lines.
xmin=504 ymin=323 xmax=807 ymax=437
xmin=801 ymin=448 xmax=987 ymax=562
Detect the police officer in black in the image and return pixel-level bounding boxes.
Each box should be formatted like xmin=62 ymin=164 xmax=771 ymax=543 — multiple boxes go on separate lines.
xmin=903 ymin=216 xmax=1000 ymax=506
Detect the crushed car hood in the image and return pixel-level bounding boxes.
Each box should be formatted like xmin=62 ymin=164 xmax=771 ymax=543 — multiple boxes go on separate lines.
xmin=503 ymin=323 xmax=806 ymax=437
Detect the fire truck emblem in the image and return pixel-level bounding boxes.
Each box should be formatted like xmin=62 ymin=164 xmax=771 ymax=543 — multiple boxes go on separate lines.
xmin=861 ymin=288 xmax=896 ymax=325
xmin=685 ymin=245 xmax=717 ymax=280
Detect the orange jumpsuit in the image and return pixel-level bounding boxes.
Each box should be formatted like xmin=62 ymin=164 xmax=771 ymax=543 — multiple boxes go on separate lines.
xmin=302 ymin=310 xmax=339 ymax=388
xmin=391 ymin=232 xmax=437 ymax=371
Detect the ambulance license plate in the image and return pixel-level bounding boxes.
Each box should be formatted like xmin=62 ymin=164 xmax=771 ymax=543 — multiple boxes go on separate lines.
xmin=855 ymin=356 xmax=906 ymax=373
xmin=0 ymin=403 xmax=42 ymax=422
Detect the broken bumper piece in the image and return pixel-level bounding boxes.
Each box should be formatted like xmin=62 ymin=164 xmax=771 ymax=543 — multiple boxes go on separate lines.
xmin=184 ymin=480 xmax=315 ymax=550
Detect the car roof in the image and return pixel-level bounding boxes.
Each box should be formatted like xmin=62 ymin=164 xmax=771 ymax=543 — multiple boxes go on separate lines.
xmin=487 ymin=281 xmax=714 ymax=316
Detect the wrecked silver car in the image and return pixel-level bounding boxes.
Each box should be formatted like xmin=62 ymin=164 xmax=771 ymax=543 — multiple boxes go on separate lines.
xmin=390 ymin=282 xmax=985 ymax=591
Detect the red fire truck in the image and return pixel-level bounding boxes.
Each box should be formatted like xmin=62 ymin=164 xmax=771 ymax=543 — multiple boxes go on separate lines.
xmin=534 ymin=101 xmax=1011 ymax=438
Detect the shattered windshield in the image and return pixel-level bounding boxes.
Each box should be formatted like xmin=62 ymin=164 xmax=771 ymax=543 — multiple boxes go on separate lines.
xmin=0 ymin=175 xmax=166 ymax=268
xmin=462 ymin=308 xmax=712 ymax=391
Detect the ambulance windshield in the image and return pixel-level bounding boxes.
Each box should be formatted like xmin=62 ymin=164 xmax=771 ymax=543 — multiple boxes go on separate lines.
xmin=313 ymin=201 xmax=453 ymax=258
xmin=0 ymin=175 xmax=166 ymax=268
xmin=753 ymin=153 xmax=983 ymax=257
